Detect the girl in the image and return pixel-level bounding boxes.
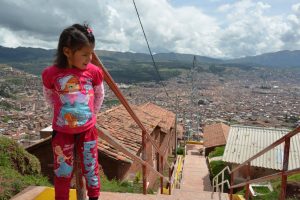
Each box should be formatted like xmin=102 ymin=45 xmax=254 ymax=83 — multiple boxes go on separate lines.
xmin=42 ymin=23 xmax=104 ymax=200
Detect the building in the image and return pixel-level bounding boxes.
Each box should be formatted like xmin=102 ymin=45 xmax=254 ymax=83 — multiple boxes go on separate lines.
xmin=222 ymin=125 xmax=300 ymax=181
xmin=97 ymin=103 xmax=178 ymax=188
xmin=203 ymin=122 xmax=229 ymax=156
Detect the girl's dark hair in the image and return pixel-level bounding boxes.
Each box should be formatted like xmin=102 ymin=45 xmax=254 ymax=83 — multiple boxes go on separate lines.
xmin=55 ymin=23 xmax=95 ymax=68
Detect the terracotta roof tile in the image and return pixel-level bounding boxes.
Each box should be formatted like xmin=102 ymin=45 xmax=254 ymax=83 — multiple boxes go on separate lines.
xmin=97 ymin=104 xmax=161 ymax=154
xmin=203 ymin=122 xmax=230 ymax=148
xmin=98 ymin=137 xmax=132 ymax=163
xmin=138 ymin=102 xmax=175 ymax=133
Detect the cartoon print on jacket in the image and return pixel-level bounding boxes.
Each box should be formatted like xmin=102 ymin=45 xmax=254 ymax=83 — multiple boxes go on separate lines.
xmin=56 ymin=75 xmax=92 ymax=128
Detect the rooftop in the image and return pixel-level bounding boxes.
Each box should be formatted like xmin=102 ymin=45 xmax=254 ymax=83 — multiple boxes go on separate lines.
xmin=203 ymin=122 xmax=229 ymax=148
xmin=223 ymin=125 xmax=300 ymax=170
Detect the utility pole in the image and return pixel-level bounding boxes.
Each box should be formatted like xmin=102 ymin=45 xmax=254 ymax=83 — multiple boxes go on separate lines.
xmin=175 ymin=95 xmax=178 ymax=157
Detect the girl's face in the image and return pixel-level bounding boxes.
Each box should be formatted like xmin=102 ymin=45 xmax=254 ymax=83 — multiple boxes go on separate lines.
xmin=64 ymin=45 xmax=94 ymax=70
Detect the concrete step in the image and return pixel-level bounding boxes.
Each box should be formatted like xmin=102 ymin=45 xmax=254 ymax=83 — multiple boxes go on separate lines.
xmin=173 ymin=189 xmax=229 ymax=200
xmin=11 ymin=186 xmax=229 ymax=200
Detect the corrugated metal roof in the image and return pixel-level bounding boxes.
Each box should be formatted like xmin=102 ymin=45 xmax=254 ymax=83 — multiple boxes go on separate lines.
xmin=223 ymin=125 xmax=300 ymax=170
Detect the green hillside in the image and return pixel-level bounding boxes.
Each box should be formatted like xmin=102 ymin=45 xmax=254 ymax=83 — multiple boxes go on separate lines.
xmin=0 ymin=136 xmax=51 ymax=200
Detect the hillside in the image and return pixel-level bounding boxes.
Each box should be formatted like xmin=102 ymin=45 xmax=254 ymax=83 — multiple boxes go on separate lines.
xmin=226 ymin=50 xmax=300 ymax=68
xmin=0 ymin=46 xmax=300 ymax=83
xmin=0 ymin=136 xmax=51 ymax=199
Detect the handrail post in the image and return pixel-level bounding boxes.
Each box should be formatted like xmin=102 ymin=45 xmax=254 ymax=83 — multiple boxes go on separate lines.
xmin=74 ymin=135 xmax=86 ymax=200
xmin=142 ymin=130 xmax=147 ymax=195
xmin=221 ymin=171 xmax=224 ymax=193
xmin=216 ymin=175 xmax=219 ymax=192
xmin=245 ymin=162 xmax=251 ymax=200
xmin=169 ymin=167 xmax=172 ymax=195
xmin=230 ymin=171 xmax=234 ymax=200
xmin=280 ymin=137 xmax=291 ymax=200
xmin=212 ymin=177 xmax=215 ymax=192
xmin=160 ymin=155 xmax=163 ymax=194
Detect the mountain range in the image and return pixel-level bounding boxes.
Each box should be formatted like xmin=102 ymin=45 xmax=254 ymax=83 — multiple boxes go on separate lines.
xmin=1 ymin=45 xmax=300 ymax=68
xmin=0 ymin=45 xmax=299 ymax=83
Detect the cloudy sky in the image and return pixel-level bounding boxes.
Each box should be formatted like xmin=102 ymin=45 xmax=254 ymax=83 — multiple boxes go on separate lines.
xmin=0 ymin=0 xmax=299 ymax=58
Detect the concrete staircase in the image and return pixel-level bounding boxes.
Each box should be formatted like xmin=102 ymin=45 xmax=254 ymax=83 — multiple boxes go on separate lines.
xmin=12 ymin=186 xmax=228 ymax=200
xmin=12 ymin=144 xmax=229 ymax=200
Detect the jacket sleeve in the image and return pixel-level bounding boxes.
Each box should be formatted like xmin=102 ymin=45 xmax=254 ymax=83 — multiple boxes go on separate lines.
xmin=94 ymin=82 xmax=104 ymax=113
xmin=43 ymin=86 xmax=55 ymax=108
xmin=41 ymin=68 xmax=54 ymax=108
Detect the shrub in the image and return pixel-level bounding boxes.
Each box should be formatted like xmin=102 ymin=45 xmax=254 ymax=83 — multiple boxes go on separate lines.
xmin=208 ymin=146 xmax=225 ymax=158
xmin=176 ymin=147 xmax=185 ymax=155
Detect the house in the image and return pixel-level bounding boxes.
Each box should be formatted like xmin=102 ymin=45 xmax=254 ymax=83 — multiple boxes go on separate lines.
xmin=222 ymin=125 xmax=300 ymax=181
xmin=203 ymin=122 xmax=229 ymax=156
xmin=97 ymin=103 xmax=178 ymax=188
xmin=26 ymin=102 xmax=181 ymax=189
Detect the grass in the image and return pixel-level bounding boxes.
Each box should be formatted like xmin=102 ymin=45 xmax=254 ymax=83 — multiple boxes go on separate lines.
xmin=208 ymin=146 xmax=225 ymax=158
xmin=0 ymin=167 xmax=51 ymax=200
xmin=252 ymin=186 xmax=271 ymax=195
xmin=101 ymin=175 xmax=154 ymax=194
xmin=0 ymin=136 xmax=51 ymax=200
xmin=236 ymin=174 xmax=300 ymax=200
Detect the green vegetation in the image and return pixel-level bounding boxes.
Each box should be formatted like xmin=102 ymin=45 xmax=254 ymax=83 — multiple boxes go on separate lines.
xmin=0 ymin=136 xmax=51 ymax=200
xmin=209 ymin=64 xmax=226 ymax=74
xmin=0 ymin=90 xmax=11 ymax=98
xmin=208 ymin=146 xmax=225 ymax=158
xmin=104 ymin=99 xmax=120 ymax=107
xmin=0 ymin=101 xmax=16 ymax=110
xmin=108 ymin=63 xmax=185 ymax=83
xmin=236 ymin=174 xmax=300 ymax=200
xmin=209 ymin=160 xmax=228 ymax=178
xmin=252 ymin=186 xmax=271 ymax=195
xmin=209 ymin=160 xmax=230 ymax=192
xmin=5 ymin=77 xmax=24 ymax=86
xmin=176 ymin=147 xmax=185 ymax=155
xmin=1 ymin=116 xmax=11 ymax=123
xmin=101 ymin=173 xmax=154 ymax=194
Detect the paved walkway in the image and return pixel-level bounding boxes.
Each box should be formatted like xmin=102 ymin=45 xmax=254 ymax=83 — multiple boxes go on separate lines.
xmin=181 ymin=144 xmax=213 ymax=192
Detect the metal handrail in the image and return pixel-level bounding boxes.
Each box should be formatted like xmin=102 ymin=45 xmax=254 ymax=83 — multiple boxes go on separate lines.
xmin=90 ymin=52 xmax=176 ymax=195
xmin=229 ymin=126 xmax=300 ymax=200
xmin=212 ymin=166 xmax=231 ymax=197
xmin=91 ymin=52 xmax=171 ymax=169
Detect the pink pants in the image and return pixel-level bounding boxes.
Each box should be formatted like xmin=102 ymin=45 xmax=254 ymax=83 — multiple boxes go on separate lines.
xmin=52 ymin=126 xmax=100 ymax=200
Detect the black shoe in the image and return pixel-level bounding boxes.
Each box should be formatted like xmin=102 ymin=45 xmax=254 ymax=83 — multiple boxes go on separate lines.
xmin=89 ymin=197 xmax=98 ymax=200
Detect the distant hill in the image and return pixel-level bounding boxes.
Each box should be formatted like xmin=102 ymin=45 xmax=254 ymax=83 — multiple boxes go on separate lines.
xmin=0 ymin=45 xmax=299 ymax=82
xmin=226 ymin=50 xmax=300 ymax=68
xmin=97 ymin=50 xmax=222 ymax=64
xmin=0 ymin=46 xmax=221 ymax=64
xmin=0 ymin=46 xmax=55 ymax=62
xmin=0 ymin=46 xmax=224 ymax=83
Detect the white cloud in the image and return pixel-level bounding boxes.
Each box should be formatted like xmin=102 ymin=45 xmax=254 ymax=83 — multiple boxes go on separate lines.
xmin=281 ymin=3 xmax=300 ymax=49
xmin=217 ymin=0 xmax=290 ymax=57
xmin=0 ymin=0 xmax=299 ymax=58
xmin=96 ymin=0 xmax=222 ymax=57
